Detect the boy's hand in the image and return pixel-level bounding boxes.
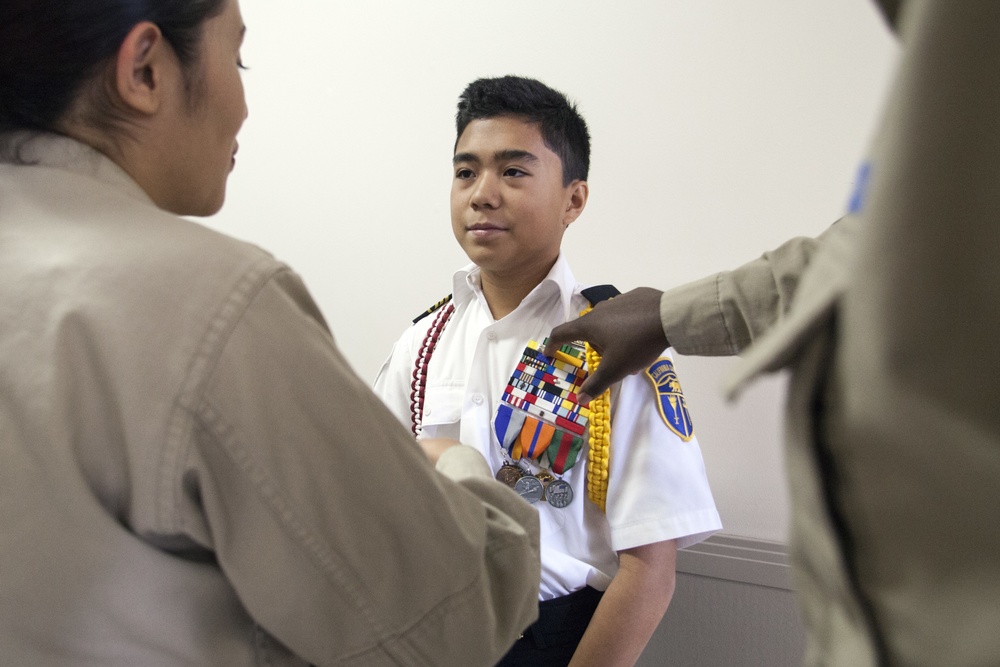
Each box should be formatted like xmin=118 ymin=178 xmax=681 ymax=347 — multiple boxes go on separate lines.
xmin=544 ymin=287 xmax=668 ymax=401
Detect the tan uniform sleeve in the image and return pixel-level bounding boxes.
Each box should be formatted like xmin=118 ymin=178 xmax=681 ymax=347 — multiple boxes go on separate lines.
xmin=182 ymin=267 xmax=539 ymax=667
xmin=659 ymin=231 xmax=828 ymax=356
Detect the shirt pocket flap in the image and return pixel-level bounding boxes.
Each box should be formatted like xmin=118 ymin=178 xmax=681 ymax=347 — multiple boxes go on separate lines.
xmin=420 ymin=385 xmax=464 ymax=426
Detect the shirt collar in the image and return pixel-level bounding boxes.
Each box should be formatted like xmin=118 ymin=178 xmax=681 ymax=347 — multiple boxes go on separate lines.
xmin=0 ymin=131 xmax=154 ymax=207
xmin=451 ymin=253 xmax=579 ymax=318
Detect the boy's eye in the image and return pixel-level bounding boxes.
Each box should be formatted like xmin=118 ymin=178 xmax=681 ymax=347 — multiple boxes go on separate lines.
xmin=456 ymin=168 xmax=474 ymax=179
xmin=504 ymin=167 xmax=527 ymax=177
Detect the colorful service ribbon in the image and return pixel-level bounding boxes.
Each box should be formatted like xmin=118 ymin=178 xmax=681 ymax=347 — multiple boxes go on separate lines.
xmin=493 ymin=339 xmax=591 ymax=479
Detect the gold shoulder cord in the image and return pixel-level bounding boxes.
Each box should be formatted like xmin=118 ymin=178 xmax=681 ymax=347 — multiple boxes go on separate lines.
xmin=580 ymin=307 xmax=611 ymax=512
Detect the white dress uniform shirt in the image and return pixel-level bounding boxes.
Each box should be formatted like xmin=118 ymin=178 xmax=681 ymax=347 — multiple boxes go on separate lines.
xmin=376 ymin=254 xmax=721 ymax=601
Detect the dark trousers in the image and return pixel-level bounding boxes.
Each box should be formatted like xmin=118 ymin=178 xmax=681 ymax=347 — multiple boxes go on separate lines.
xmin=496 ymin=586 xmax=604 ymax=667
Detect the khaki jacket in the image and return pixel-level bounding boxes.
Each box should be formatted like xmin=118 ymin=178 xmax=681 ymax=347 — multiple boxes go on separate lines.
xmin=662 ymin=2 xmax=1000 ymax=665
xmin=0 ymin=134 xmax=539 ymax=666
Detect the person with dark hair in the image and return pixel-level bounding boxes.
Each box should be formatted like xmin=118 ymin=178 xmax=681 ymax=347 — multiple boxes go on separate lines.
xmin=374 ymin=75 xmax=721 ymax=666
xmin=545 ymin=2 xmax=1000 ymax=665
xmin=453 ymin=76 xmax=592 ymax=188
xmin=0 ymin=2 xmax=540 ymax=665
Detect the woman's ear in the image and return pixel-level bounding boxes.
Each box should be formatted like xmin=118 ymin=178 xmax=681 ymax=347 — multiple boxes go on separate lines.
xmin=113 ymin=22 xmax=171 ymax=116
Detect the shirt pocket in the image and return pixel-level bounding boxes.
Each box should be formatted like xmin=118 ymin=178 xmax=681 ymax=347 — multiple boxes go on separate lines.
xmin=419 ymin=385 xmax=464 ymax=440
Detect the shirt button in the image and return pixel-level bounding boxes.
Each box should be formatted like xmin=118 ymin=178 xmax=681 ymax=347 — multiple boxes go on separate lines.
xmin=424 ymin=407 xmax=432 ymax=417
xmin=487 ymin=331 xmax=497 ymax=342
xmin=472 ymin=394 xmax=484 ymax=405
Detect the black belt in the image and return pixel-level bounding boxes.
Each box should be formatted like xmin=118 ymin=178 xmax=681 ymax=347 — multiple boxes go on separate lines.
xmin=497 ymin=587 xmax=604 ymax=666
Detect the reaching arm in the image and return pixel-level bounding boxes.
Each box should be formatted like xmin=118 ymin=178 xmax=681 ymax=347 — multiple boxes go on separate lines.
xmin=660 ymin=233 xmax=824 ymax=356
xmin=546 ymin=230 xmax=830 ymax=398
xmin=189 ymin=268 xmax=540 ymax=667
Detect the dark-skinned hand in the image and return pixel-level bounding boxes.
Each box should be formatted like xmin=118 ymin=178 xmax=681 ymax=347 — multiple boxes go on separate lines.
xmin=544 ymin=287 xmax=668 ymax=402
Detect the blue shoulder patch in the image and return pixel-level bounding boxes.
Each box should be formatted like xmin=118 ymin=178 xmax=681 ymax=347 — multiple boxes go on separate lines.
xmin=847 ymin=161 xmax=872 ymax=215
xmin=645 ymin=358 xmax=694 ymax=441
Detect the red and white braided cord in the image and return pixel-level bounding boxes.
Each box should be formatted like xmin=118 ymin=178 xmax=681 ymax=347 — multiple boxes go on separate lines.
xmin=409 ymin=303 xmax=455 ymax=437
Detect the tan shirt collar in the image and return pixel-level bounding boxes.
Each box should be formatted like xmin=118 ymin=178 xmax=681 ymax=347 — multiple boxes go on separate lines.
xmin=0 ymin=131 xmax=153 ymax=207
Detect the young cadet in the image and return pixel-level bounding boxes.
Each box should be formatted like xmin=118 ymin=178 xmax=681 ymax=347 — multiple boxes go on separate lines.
xmin=374 ymin=75 xmax=721 ymax=666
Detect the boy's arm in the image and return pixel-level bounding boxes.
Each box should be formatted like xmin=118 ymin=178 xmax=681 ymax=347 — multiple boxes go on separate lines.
xmin=569 ymin=540 xmax=678 ymax=667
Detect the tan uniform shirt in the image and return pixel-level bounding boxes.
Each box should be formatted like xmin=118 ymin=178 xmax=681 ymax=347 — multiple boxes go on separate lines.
xmin=0 ymin=133 xmax=540 ymax=666
xmin=661 ymin=2 xmax=1000 ymax=664
xmin=659 ymin=232 xmax=824 ymax=357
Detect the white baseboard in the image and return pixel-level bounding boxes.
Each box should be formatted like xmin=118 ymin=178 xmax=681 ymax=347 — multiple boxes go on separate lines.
xmin=677 ymin=534 xmax=794 ymax=591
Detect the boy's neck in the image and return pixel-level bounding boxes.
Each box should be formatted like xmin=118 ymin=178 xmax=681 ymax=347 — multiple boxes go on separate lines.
xmin=479 ymin=263 xmax=552 ymax=320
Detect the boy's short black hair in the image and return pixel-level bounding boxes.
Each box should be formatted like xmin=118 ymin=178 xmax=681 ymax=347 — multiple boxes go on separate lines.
xmin=456 ymin=75 xmax=590 ymax=186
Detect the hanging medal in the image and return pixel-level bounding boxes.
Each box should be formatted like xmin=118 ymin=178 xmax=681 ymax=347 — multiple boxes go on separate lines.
xmin=533 ymin=469 xmax=555 ymax=498
xmin=492 ymin=339 xmax=591 ymax=508
xmin=493 ymin=404 xmax=528 ymax=487
xmin=544 ymin=478 xmax=574 ymax=508
xmin=514 ymin=474 xmax=545 ymax=503
xmin=495 ymin=462 xmax=525 ymax=488
xmin=541 ymin=428 xmax=584 ymax=507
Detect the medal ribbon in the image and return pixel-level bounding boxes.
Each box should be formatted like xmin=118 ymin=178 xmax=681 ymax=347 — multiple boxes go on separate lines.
xmin=494 ymin=403 xmax=527 ymax=452
xmin=546 ymin=430 xmax=584 ymax=475
xmin=518 ymin=417 xmax=555 ymax=460
xmin=494 ymin=339 xmax=592 ymax=472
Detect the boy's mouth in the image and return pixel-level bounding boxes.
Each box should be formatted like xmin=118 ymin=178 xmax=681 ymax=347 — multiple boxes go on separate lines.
xmin=468 ymin=223 xmax=508 ymax=240
xmin=467 ymin=222 xmax=507 ymax=232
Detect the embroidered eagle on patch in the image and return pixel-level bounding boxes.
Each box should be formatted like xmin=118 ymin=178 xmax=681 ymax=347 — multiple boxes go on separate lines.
xmin=645 ymin=358 xmax=694 ymax=441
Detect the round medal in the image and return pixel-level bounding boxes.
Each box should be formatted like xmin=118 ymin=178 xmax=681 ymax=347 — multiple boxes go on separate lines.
xmin=545 ymin=479 xmax=574 ymax=508
xmin=495 ymin=464 xmax=524 ymax=488
xmin=514 ymin=475 xmax=544 ymax=504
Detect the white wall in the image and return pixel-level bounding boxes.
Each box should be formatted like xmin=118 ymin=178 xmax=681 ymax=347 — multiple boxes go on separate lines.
xmin=204 ymin=0 xmax=899 ymax=543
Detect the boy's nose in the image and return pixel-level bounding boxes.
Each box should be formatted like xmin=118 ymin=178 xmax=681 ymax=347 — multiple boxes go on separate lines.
xmin=470 ymin=173 xmax=500 ymax=209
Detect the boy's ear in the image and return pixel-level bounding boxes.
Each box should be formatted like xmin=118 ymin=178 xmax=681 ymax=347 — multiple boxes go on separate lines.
xmin=113 ymin=21 xmax=171 ymax=116
xmin=563 ymin=180 xmax=590 ymax=228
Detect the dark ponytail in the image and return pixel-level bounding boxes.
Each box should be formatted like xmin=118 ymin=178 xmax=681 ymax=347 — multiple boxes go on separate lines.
xmin=0 ymin=0 xmax=227 ymax=134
